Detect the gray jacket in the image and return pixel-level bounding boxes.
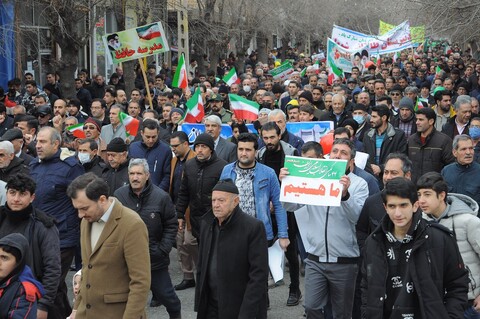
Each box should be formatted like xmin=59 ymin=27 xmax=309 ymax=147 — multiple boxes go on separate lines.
xmin=257 ymin=140 xmax=297 ymax=163
xmin=423 ymin=193 xmax=480 ymax=300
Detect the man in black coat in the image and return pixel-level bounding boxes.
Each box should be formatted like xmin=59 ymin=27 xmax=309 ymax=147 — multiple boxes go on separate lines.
xmin=356 ymin=153 xmax=413 ymax=250
xmin=361 ymin=177 xmax=468 ymax=319
xmin=0 ymin=140 xmax=29 ymax=181
xmin=175 ymin=133 xmax=227 ymax=238
xmin=195 ymin=179 xmax=268 ymax=319
xmin=114 ymin=158 xmax=180 ymax=317
xmin=101 ymin=137 xmax=129 ymax=195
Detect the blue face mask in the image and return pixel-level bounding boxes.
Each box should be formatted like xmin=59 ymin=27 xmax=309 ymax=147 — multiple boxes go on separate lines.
xmin=353 ymin=115 xmax=365 ymax=125
xmin=469 ymin=127 xmax=480 ymax=139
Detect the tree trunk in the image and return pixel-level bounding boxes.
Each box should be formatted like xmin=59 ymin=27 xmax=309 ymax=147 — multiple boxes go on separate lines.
xmin=123 ymin=60 xmax=137 ymax=92
xmin=256 ymin=32 xmax=268 ymax=64
xmin=57 ymin=48 xmax=78 ymax=99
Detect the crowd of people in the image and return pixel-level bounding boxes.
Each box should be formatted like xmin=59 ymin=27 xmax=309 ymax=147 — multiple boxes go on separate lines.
xmin=0 ymin=43 xmax=479 ymax=319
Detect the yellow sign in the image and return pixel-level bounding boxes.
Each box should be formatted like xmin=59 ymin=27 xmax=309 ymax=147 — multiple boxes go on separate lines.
xmin=379 ymin=20 xmax=425 ymax=44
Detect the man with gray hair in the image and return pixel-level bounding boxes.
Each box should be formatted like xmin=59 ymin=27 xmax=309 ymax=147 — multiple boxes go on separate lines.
xmin=442 ymin=134 xmax=480 ymax=210
xmin=319 ymin=93 xmax=353 ymax=128
xmin=204 ymin=114 xmax=237 ymax=163
xmin=0 ymin=140 xmax=29 ymax=181
xmin=442 ymin=95 xmax=473 ymax=139
xmin=100 ymin=104 xmax=127 ymax=144
xmin=114 ymin=158 xmax=181 ymax=316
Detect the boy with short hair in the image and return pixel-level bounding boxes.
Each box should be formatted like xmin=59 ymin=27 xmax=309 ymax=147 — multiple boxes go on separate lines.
xmin=361 ymin=177 xmax=468 ymax=318
xmin=417 ymin=172 xmax=480 ymax=318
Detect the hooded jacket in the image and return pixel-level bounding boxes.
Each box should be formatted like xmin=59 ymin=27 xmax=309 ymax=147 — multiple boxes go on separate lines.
xmin=423 ymin=193 xmax=480 ymax=300
xmin=0 ymin=233 xmax=44 ymax=319
xmin=0 ymin=204 xmax=60 ymax=313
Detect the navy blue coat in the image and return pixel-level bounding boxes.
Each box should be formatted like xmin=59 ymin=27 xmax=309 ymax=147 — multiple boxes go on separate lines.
xmin=129 ymin=140 xmax=172 ymax=191
xmin=30 ymin=150 xmax=84 ymax=248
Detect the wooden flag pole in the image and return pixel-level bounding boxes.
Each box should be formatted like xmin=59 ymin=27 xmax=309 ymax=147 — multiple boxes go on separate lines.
xmin=139 ymin=58 xmax=153 ymax=109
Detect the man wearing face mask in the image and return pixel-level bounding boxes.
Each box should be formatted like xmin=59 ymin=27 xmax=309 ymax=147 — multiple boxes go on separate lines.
xmin=242 ymin=78 xmax=255 ymax=101
xmin=470 ymin=117 xmax=480 ymax=163
xmin=351 ymin=104 xmax=370 ymax=142
xmin=77 ymin=138 xmax=106 ymax=177
xmin=261 ymin=92 xmax=276 ymax=110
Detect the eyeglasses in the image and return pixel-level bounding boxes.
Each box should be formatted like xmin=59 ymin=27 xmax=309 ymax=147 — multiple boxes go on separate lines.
xmin=170 ymin=143 xmax=182 ymax=148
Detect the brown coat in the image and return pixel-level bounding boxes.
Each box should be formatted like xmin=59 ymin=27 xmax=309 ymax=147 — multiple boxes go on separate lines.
xmin=74 ymin=199 xmax=151 ymax=319
xmin=170 ymin=149 xmax=196 ymax=230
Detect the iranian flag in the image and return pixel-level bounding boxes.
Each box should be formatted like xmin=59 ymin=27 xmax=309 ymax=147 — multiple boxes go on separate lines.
xmin=136 ymin=23 xmax=161 ymax=41
xmin=119 ymin=112 xmax=140 ymax=137
xmin=67 ymin=123 xmax=86 ymax=139
xmin=172 ymin=53 xmax=188 ymax=89
xmin=223 ymin=67 xmax=240 ymax=86
xmin=183 ymin=88 xmax=204 ymax=123
xmin=228 ymin=94 xmax=259 ymax=121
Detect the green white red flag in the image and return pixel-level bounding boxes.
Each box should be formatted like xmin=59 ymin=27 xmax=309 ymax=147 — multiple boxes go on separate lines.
xmin=172 ymin=53 xmax=188 ymax=89
xmin=223 ymin=67 xmax=240 ymax=86
xmin=119 ymin=112 xmax=140 ymax=137
xmin=228 ymin=93 xmax=259 ymax=121
xmin=183 ymin=88 xmax=204 ymax=123
xmin=66 ymin=123 xmax=86 ymax=139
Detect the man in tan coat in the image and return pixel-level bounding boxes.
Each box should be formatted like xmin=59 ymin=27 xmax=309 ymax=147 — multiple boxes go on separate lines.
xmin=67 ymin=173 xmax=150 ymax=319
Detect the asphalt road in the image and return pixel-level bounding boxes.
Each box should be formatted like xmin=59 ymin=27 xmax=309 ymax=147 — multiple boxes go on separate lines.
xmin=66 ymin=249 xmax=307 ymax=319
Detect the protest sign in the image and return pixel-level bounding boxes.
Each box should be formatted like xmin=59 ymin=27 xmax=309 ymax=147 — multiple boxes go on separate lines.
xmin=327 ymin=38 xmax=355 ymax=75
xmin=287 ymin=121 xmax=333 ymax=142
xmin=180 ymin=123 xmax=233 ymax=144
xmin=379 ymin=20 xmax=425 ymax=44
xmin=280 ymin=156 xmax=348 ymax=207
xmin=269 ymin=61 xmax=295 ymax=81
xmin=332 ymin=21 xmax=412 ymax=55
xmin=103 ymin=22 xmax=169 ymax=64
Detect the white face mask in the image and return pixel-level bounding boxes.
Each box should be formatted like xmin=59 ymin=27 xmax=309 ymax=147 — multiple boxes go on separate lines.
xmin=243 ymin=85 xmax=251 ymax=93
xmin=78 ymin=152 xmax=91 ymax=164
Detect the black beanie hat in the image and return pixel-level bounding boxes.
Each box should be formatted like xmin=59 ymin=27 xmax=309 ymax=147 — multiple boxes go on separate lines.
xmin=299 ymin=91 xmax=314 ymax=104
xmin=106 ymin=137 xmax=127 ymax=152
xmin=213 ymin=179 xmax=239 ymax=194
xmin=194 ymin=133 xmax=215 ymax=151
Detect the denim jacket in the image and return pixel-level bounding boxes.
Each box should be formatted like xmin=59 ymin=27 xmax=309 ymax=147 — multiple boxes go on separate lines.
xmin=220 ymin=161 xmax=288 ymax=240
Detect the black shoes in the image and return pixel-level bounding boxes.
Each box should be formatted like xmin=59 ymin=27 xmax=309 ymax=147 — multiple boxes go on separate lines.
xmin=174 ymin=279 xmax=196 ymax=290
xmin=286 ymin=290 xmax=302 ymax=306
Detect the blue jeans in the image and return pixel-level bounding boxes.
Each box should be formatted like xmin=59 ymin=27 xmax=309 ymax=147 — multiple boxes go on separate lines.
xmin=151 ymin=268 xmax=181 ymax=317
xmin=465 ymin=306 xmax=480 ymax=319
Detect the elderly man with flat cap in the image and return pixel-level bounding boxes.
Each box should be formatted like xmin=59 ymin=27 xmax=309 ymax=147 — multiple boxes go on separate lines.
xmin=0 ymin=128 xmax=34 ymax=165
xmin=195 ymin=179 xmax=268 ymax=319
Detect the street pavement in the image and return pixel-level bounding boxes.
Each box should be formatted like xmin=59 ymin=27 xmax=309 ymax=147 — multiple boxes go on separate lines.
xmin=67 ymin=249 xmax=307 ymax=318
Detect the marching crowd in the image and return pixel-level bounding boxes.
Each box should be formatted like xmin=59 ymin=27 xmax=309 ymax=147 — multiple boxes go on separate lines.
xmin=0 ymin=43 xmax=480 ymax=319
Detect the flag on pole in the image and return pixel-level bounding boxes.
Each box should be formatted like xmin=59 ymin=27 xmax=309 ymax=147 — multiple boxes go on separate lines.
xmin=300 ymin=67 xmax=307 ymax=77
xmin=183 ymin=88 xmax=204 ymax=123
xmin=67 ymin=123 xmax=86 ymax=139
xmin=435 ymin=66 xmax=442 ymax=75
xmin=172 ymin=53 xmax=188 ymax=89
xmin=228 ymin=94 xmax=259 ymax=121
xmin=223 ymin=67 xmax=240 ymax=86
xmin=119 ymin=112 xmax=140 ymax=137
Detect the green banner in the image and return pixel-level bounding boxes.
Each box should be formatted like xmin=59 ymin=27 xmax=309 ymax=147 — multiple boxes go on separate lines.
xmin=284 ymin=156 xmax=347 ymax=180
xmin=269 ymin=61 xmax=294 ymax=80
